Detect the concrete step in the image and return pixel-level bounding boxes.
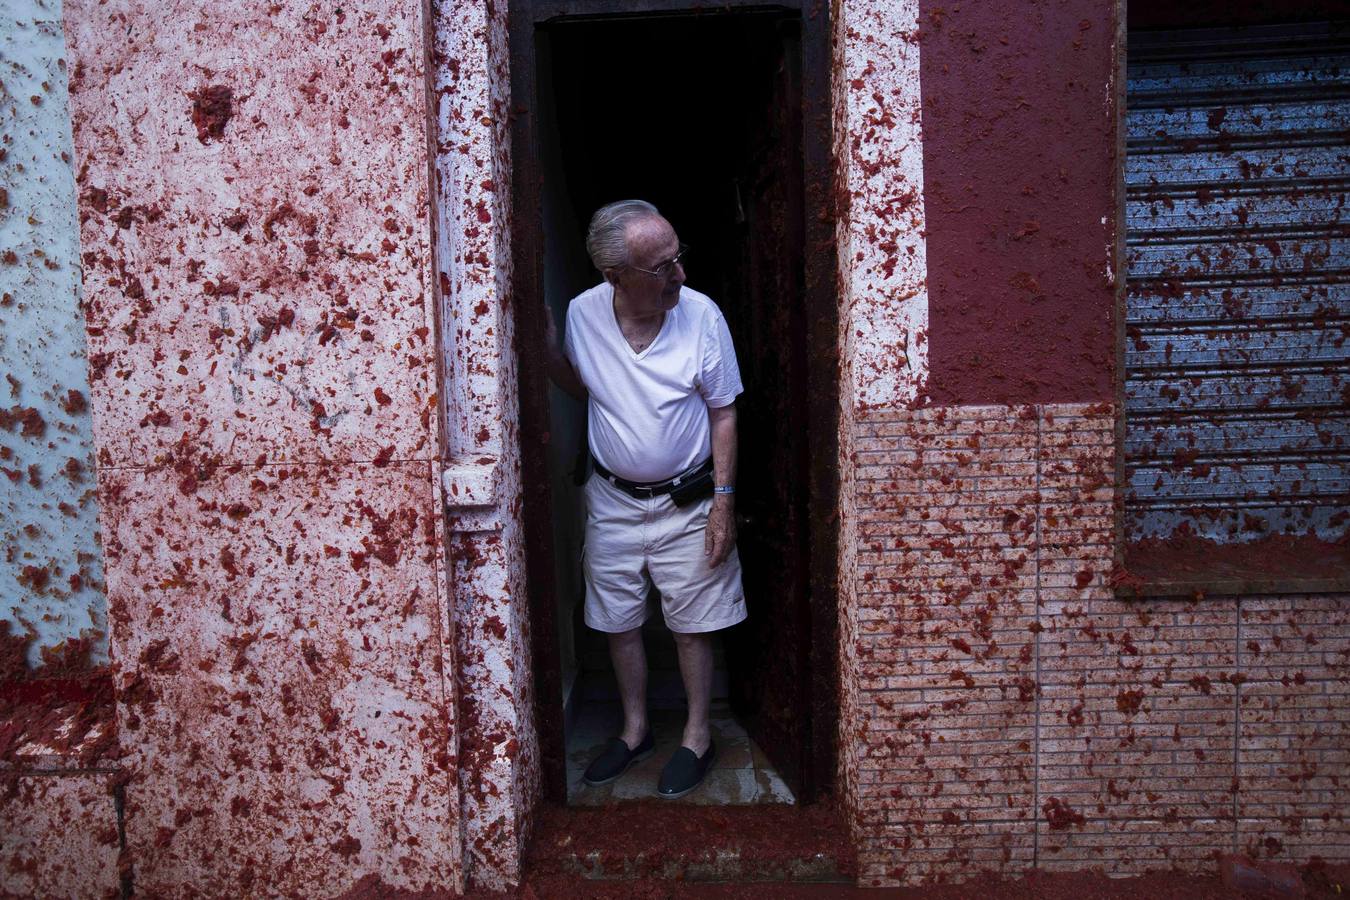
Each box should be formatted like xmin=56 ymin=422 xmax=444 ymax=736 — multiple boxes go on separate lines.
xmin=525 ymin=800 xmax=855 ymax=884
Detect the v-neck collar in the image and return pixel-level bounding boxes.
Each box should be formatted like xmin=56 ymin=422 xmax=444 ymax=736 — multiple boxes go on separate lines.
xmin=610 ymin=283 xmax=671 ymax=360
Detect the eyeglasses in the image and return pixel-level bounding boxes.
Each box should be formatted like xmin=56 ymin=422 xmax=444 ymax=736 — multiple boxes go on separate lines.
xmin=628 ymin=244 xmax=689 ymax=279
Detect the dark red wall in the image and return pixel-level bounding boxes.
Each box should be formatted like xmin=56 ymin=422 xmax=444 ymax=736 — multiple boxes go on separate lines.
xmin=918 ymin=0 xmax=1118 ymax=405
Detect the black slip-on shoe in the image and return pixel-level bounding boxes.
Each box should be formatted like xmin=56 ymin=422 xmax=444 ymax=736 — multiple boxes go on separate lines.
xmin=582 ymin=731 xmax=654 ymax=786
xmin=657 ymin=740 xmax=717 ymax=799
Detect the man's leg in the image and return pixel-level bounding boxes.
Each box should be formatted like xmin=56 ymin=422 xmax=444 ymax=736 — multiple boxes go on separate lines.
xmin=672 ymin=631 xmax=713 ymax=755
xmin=608 ymin=626 xmax=649 ymax=749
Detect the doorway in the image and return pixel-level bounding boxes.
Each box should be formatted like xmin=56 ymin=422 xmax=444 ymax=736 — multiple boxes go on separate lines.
xmin=509 ymin=0 xmax=840 ymax=806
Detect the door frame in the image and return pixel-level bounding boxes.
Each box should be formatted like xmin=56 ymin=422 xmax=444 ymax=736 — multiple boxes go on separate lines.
xmin=507 ymin=0 xmax=841 ymax=804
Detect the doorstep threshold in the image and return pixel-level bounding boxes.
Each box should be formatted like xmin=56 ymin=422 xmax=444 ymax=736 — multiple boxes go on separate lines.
xmin=526 ymin=799 xmax=855 ymax=883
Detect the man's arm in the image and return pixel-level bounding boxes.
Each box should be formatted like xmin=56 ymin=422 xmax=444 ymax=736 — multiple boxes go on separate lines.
xmin=705 ymin=402 xmax=737 ymax=568
xmin=545 ymin=305 xmax=587 ymax=400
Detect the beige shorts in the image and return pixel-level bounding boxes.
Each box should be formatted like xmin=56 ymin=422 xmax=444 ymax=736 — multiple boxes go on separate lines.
xmin=582 ymin=473 xmax=747 ymax=634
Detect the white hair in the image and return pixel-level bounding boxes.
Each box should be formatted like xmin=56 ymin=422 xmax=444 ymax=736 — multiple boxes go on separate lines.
xmin=586 ymin=199 xmax=661 ymax=272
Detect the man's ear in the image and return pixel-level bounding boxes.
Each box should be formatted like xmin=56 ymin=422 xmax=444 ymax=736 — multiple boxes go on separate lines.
xmin=603 ymin=268 xmax=620 ymax=286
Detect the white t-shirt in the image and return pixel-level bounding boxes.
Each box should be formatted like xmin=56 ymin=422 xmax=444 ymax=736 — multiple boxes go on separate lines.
xmin=564 ymin=283 xmax=743 ymax=483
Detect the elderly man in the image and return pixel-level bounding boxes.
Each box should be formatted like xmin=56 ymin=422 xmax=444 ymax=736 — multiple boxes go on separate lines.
xmin=546 ymin=199 xmax=744 ymax=798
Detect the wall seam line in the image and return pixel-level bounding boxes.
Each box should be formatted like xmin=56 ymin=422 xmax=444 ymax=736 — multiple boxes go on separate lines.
xmin=1033 ymin=403 xmax=1043 ymax=870
xmin=427 ymin=458 xmax=465 ymax=891
xmin=1233 ymin=596 xmax=1241 ymax=855
xmin=92 ymin=456 xmax=444 ymax=474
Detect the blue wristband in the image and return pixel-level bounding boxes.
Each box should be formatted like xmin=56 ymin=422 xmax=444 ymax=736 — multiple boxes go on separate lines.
xmin=713 ymin=485 xmax=735 ymax=494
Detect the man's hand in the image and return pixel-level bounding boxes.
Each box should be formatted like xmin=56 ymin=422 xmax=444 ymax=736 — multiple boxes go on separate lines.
xmin=705 ymin=494 xmax=737 ymax=568
xmin=544 ymin=303 xmax=587 ymax=400
xmin=545 ymin=303 xmax=559 ymax=348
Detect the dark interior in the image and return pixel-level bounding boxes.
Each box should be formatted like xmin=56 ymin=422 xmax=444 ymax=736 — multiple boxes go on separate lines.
xmin=538 ymin=12 xmax=794 ymax=303
xmin=534 ymin=10 xmax=817 ymax=800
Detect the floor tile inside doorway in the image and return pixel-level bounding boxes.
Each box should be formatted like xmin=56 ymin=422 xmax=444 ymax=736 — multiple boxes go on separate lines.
xmin=566 ymin=701 xmax=796 ymax=805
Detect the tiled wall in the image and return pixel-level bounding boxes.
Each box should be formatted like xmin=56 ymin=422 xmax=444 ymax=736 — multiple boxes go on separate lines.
xmin=840 ymin=402 xmax=1349 ymax=884
xmin=847 ymin=404 xmax=1052 ymax=881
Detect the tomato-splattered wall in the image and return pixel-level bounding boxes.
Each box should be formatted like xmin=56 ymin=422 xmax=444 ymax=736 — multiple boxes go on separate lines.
xmin=4 ymin=0 xmax=1346 ymax=894
xmin=1 ymin=0 xmax=108 ymax=676
xmin=832 ymin=0 xmax=1347 ymax=887
xmin=833 ymin=0 xmax=929 ymax=411
xmin=432 ymin=0 xmax=542 ymax=886
xmin=48 ymin=0 xmax=491 ymax=894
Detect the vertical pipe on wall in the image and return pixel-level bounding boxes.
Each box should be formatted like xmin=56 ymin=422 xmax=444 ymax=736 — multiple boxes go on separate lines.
xmin=430 ymin=0 xmax=542 ymax=887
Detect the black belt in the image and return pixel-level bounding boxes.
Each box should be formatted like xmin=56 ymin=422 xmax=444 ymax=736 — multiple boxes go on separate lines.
xmin=593 ymin=457 xmax=713 ymax=500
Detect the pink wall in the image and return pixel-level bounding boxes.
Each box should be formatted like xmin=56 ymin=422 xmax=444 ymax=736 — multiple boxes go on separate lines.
xmin=58 ymin=0 xmax=538 ymax=891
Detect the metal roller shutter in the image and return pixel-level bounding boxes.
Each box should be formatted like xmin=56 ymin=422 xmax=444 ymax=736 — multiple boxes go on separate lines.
xmin=1124 ymin=20 xmax=1350 ymax=544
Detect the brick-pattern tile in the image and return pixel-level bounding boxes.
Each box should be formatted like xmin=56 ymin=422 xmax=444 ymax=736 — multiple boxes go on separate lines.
xmin=1038 ymin=818 xmax=1232 ymax=873
xmin=1037 ymin=595 xmax=1238 ymax=872
xmin=837 ymin=411 xmax=869 ymax=841
xmin=0 ymin=773 xmax=121 ymax=899
xmin=1238 ymin=596 xmax=1350 ymax=859
xmin=1036 ymin=404 xmax=1233 ymax=872
xmin=857 ymin=823 xmax=1035 ymax=885
xmin=849 ymin=406 xmax=1042 ymax=883
xmin=838 ymin=403 xmax=1350 ymax=884
xmin=1239 ymin=818 xmax=1350 ymax=865
xmin=1038 ymin=407 xmax=1238 ymax=873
